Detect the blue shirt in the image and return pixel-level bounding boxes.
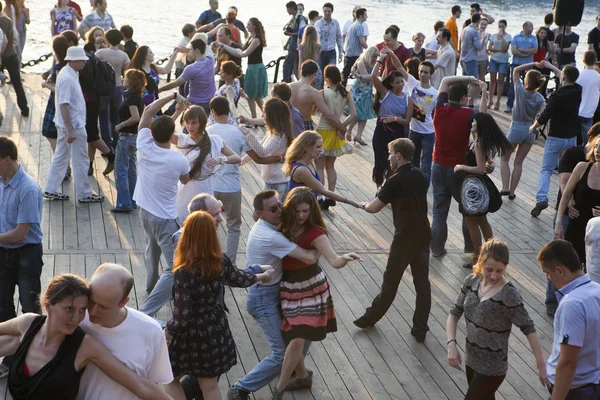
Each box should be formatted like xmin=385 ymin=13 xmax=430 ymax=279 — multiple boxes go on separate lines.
xmin=511 ymin=32 xmax=538 ymax=65
xmin=345 ymin=20 xmax=366 ymax=57
xmin=460 ymin=25 xmax=482 ymax=63
xmin=197 ymin=9 xmax=221 ymax=26
xmin=0 ymin=166 xmax=43 ymax=248
xmin=315 ymin=18 xmax=343 ymax=54
xmin=546 ymin=275 xmax=600 ymax=388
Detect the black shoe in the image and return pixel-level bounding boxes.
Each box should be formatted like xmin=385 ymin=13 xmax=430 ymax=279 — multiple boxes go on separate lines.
xmin=318 ymin=198 xmax=329 ymax=211
xmin=88 ymin=161 xmax=94 ymax=176
xmin=227 ymin=387 xmax=250 ymax=400
xmin=530 ymin=201 xmax=548 ymax=218
xmin=411 ymin=329 xmax=427 ymax=343
xmin=110 ymin=208 xmax=133 ymax=214
xmin=103 ymin=162 xmax=114 ymax=175
xmin=462 ymin=262 xmax=473 ymax=269
xmin=353 ymin=315 xmax=375 ymax=329
xmin=546 ymin=307 xmax=556 ymax=318
xmin=20 ymin=109 xmax=30 ymax=117
xmin=325 ymin=198 xmax=337 ymax=208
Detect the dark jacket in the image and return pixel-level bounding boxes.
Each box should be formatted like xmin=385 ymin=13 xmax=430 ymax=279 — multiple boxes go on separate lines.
xmin=537 ymin=83 xmax=582 ymax=139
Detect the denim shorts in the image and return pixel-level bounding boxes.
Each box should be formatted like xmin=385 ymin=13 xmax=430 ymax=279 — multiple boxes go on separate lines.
xmin=489 ymin=59 xmax=509 ymax=75
xmin=507 ymin=121 xmax=536 ymax=145
xmin=461 ymin=60 xmax=477 ymax=77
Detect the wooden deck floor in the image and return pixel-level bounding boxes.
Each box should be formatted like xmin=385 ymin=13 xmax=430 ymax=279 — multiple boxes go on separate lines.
xmin=0 ymin=74 xmax=559 ymax=399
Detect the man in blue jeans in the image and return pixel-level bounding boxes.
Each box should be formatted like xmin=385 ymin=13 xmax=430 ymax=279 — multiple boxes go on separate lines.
xmin=0 ymin=137 xmax=43 ymax=378
xmin=505 ymin=21 xmax=537 ymax=113
xmin=459 ymin=13 xmax=481 ymax=106
xmin=227 ymin=190 xmax=319 ymax=400
xmin=530 ymin=63 xmax=582 ymax=218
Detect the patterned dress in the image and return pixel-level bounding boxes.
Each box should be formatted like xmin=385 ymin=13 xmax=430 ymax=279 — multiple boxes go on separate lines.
xmin=350 ymin=66 xmax=377 ymax=121
xmin=280 ymin=227 xmax=337 ymax=342
xmin=166 ymin=255 xmax=257 ymax=377
xmin=52 ymin=7 xmax=76 ymax=35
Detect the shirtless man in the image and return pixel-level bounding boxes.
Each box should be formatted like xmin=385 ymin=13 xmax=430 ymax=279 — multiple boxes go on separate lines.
xmin=289 ymin=60 xmax=346 ymax=133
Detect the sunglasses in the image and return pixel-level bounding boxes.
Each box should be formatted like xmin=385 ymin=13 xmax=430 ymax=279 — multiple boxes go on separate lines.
xmin=267 ymin=202 xmax=283 ymax=213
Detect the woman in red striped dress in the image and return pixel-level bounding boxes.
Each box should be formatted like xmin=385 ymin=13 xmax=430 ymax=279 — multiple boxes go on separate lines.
xmin=271 ymin=187 xmax=362 ymax=399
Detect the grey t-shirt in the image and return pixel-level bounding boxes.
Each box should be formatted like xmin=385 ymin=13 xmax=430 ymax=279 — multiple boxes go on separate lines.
xmin=513 ymin=80 xmax=545 ymax=123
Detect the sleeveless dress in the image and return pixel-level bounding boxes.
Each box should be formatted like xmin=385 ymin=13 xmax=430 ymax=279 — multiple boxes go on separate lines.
xmin=289 ymin=162 xmax=320 ymax=196
xmin=349 ymin=65 xmax=377 ymax=121
xmin=52 ymin=7 xmax=76 ymax=35
xmin=317 ymin=88 xmax=354 ymax=157
xmin=166 ymin=255 xmax=257 ymax=377
xmin=142 ymin=67 xmax=160 ymax=106
xmin=208 ymin=78 xmax=241 ymax=126
xmin=9 ymin=316 xmax=87 ymax=400
xmin=244 ymin=39 xmax=268 ymax=99
xmin=280 ymin=227 xmax=337 ymax=342
xmin=565 ymin=162 xmax=600 ymax=262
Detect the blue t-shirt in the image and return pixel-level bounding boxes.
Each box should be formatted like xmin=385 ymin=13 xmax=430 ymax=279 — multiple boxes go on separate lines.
xmin=511 ymin=32 xmax=538 ymax=65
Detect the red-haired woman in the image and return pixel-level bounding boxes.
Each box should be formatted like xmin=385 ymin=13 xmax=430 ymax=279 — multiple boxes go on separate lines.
xmin=112 ymin=69 xmax=146 ymax=213
xmin=164 ymin=211 xmax=274 ymax=400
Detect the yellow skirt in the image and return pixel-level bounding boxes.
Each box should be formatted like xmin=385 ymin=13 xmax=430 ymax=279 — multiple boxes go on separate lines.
xmin=317 ymin=129 xmax=354 ymax=157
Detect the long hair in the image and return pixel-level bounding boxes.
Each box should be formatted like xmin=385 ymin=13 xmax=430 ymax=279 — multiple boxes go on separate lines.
xmin=404 ymin=57 xmax=421 ymax=80
xmin=52 ymin=35 xmax=70 ymax=63
xmin=130 ymin=45 xmax=156 ymax=71
xmin=180 ymin=106 xmax=211 ymax=180
xmin=44 ymin=274 xmax=90 ymax=307
xmin=173 ymin=211 xmax=223 ymax=279
xmin=473 ymin=113 xmax=512 ymax=158
xmin=283 ymin=131 xmax=321 ymax=176
xmin=535 ymin=26 xmax=550 ymax=51
xmin=300 ymin=25 xmax=319 ymax=62
xmin=281 ymin=187 xmax=328 ymax=240
xmin=85 ymin=26 xmax=104 ymax=48
xmin=124 ymin=69 xmax=146 ymax=96
xmin=324 ymin=65 xmax=348 ymax=98
xmin=358 ymin=46 xmax=379 ymax=70
xmin=5 ymin=0 xmax=21 ymax=23
xmin=472 ymin=239 xmax=510 ymax=277
xmin=586 ymin=135 xmax=600 ymax=163
xmin=245 ymin=18 xmax=266 ymax=49
xmin=524 ymin=69 xmax=546 ymax=91
xmin=373 ymin=71 xmax=404 ymax=114
xmin=264 ymin=98 xmax=294 ymax=144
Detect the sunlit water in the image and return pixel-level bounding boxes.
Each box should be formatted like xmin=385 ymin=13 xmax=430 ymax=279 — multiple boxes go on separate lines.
xmin=18 ymin=0 xmax=600 ymax=77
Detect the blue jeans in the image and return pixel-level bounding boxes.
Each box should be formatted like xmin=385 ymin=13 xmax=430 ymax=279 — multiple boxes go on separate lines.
xmin=0 ymin=243 xmax=44 ymax=367
xmin=409 ymin=131 xmax=435 ymax=187
xmin=549 ymin=383 xmax=600 ymax=399
xmin=114 ymin=135 xmax=137 ymax=211
xmin=536 ymin=136 xmax=577 ymax=203
xmin=318 ymin=49 xmax=337 ymax=73
xmin=506 ymin=63 xmax=527 ymax=109
xmin=99 ymin=86 xmax=124 ymax=150
xmin=461 ymin=60 xmax=477 ymax=77
xmin=234 ymin=284 xmax=285 ymax=392
xmin=430 ymin=162 xmax=473 ymax=254
xmin=580 ymin=116 xmax=594 ymax=145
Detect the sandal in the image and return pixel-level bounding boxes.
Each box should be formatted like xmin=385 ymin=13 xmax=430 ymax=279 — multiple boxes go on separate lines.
xmin=354 ymin=138 xmax=368 ymax=146
xmin=508 ymin=194 xmax=516 ymax=200
xmin=43 ymin=191 xmax=69 ymax=201
xmin=499 ymin=191 xmax=510 ymax=197
xmin=78 ymin=194 xmax=105 ymax=203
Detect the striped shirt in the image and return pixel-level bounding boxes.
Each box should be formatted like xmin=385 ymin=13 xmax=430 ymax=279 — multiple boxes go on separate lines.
xmin=315 ymin=18 xmax=343 ymax=54
xmin=80 ymin=11 xmax=116 ymax=32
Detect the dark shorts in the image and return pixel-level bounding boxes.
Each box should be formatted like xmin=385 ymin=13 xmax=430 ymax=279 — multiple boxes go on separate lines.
xmin=86 ymin=100 xmax=100 ymax=143
xmin=304 ymin=120 xmax=314 ymax=131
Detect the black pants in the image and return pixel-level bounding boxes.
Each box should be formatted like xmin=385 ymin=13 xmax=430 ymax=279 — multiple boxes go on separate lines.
xmin=342 ymin=56 xmax=359 ymax=87
xmin=364 ymin=237 xmax=431 ymax=333
xmin=372 ymin=120 xmax=405 ymax=186
xmin=0 ymin=243 xmax=43 ymax=366
xmin=464 ymin=366 xmax=505 ymax=400
xmin=1 ymin=54 xmax=29 ymax=114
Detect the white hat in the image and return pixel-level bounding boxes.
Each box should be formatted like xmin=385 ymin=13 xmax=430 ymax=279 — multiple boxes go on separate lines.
xmin=65 ymin=46 xmax=89 ymax=61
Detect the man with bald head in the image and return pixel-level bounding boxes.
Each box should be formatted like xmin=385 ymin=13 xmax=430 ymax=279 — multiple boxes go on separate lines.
xmin=76 ymin=263 xmax=173 ymax=399
xmin=140 ymin=193 xmax=224 ymax=317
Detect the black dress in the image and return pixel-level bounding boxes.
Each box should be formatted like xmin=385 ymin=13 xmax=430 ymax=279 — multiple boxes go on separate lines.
xmin=9 ymin=316 xmax=86 ymax=400
xmin=456 ymin=148 xmax=502 ymax=216
xmin=166 ymin=255 xmax=257 ymax=377
xmin=565 ymin=163 xmax=600 ymax=262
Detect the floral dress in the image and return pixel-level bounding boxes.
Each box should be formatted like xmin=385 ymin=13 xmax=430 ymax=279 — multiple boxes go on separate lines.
xmin=52 ymin=7 xmax=76 ymax=35
xmin=166 ymin=255 xmax=257 ymax=377
xmin=350 ymin=65 xmax=377 ymax=121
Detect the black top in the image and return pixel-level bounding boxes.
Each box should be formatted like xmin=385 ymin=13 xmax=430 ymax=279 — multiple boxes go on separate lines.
xmin=556 ymin=145 xmax=586 ymax=209
xmin=218 ymin=42 xmax=242 ymax=68
xmin=589 ymin=27 xmax=600 ymax=62
xmin=246 ymin=39 xmax=263 ymax=65
xmin=547 ymin=28 xmax=555 ymax=43
xmin=118 ymin=92 xmax=144 ymax=133
xmin=377 ymin=163 xmax=431 ymax=243
xmin=123 ymin=40 xmax=139 ymax=59
xmin=0 ymin=16 xmax=16 ymax=58
xmin=555 ymin=32 xmax=580 ymax=66
xmin=9 ymin=316 xmax=87 ymax=400
xmin=537 ymin=83 xmax=582 ymax=139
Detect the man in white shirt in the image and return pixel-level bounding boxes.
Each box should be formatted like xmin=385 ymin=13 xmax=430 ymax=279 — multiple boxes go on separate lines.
xmin=133 ymin=94 xmax=190 ymax=297
xmin=44 ymin=46 xmax=104 ymax=203
xmin=77 ymin=263 xmax=173 ymax=399
xmin=432 ymin=28 xmax=456 ymax=89
xmin=207 ymin=97 xmax=249 ymax=264
xmin=425 ymin=21 xmax=445 ymax=64
xmin=576 ymin=51 xmax=600 ymax=144
xmin=227 ymin=190 xmax=319 ymax=400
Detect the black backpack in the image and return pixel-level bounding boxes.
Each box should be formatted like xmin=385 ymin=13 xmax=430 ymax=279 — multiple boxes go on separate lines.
xmin=89 ymin=53 xmax=116 ymax=97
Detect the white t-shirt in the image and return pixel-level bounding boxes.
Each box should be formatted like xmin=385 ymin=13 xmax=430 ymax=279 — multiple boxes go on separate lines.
xmin=425 ymin=33 xmax=440 ymax=64
xmin=246 ymin=218 xmax=297 ymax=285
xmin=407 ymin=74 xmax=438 ymax=134
xmin=174 ymin=133 xmax=225 ymax=221
xmin=76 ymin=308 xmax=173 ymax=400
xmin=54 ymin=65 xmax=87 ymax=129
xmin=432 ymin=44 xmax=456 ymax=90
xmin=207 ymin=123 xmax=250 ymax=193
xmin=576 ymin=69 xmax=600 ymax=118
xmin=132 ymin=128 xmax=191 ymax=220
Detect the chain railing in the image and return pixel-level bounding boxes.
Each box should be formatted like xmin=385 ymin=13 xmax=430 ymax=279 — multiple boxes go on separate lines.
xmin=22 ymin=53 xmax=288 ymax=83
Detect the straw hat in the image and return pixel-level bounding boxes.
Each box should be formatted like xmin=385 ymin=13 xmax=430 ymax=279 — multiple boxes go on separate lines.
xmin=64 ymin=47 xmax=89 ymax=61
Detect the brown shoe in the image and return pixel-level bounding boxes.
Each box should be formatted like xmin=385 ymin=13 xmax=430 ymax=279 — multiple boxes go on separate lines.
xmin=270 ymin=389 xmax=284 ymax=400
xmin=284 ymin=370 xmax=313 ymax=391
